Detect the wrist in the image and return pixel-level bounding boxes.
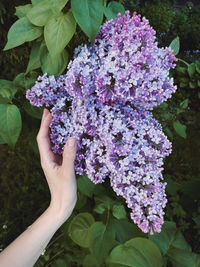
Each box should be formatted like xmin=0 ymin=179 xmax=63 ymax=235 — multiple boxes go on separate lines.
xmin=48 ymin=201 xmax=74 ymax=225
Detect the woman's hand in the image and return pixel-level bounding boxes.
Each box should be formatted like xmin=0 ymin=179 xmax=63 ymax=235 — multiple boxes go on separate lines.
xmin=37 ymin=108 xmax=77 ymax=223
xmin=0 ymin=108 xmax=78 ymax=267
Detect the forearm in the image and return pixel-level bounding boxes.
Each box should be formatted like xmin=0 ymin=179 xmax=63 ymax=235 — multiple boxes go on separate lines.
xmin=0 ymin=206 xmax=69 ymax=267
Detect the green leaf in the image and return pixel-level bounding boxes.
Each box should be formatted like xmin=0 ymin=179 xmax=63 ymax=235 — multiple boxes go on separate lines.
xmin=26 ymin=42 xmax=41 ymax=74
xmin=31 ymin=0 xmax=43 ymax=5
xmin=167 ymin=247 xmax=200 ymax=267
xmin=93 ymin=183 xmax=107 ymax=195
xmin=88 ymin=222 xmax=115 ymax=262
xmin=0 ymin=104 xmax=22 ymax=147
xmin=83 ymin=254 xmax=100 ymax=267
xmin=176 ymin=99 xmax=189 ymax=114
xmin=165 ymin=176 xmax=179 ymax=196
xmin=13 ymin=73 xmax=27 ymax=88
xmin=172 ymin=231 xmax=192 ymax=252
xmin=14 ymin=72 xmax=38 ymax=90
xmin=27 ymin=0 xmax=52 ymax=26
xmin=75 ymin=191 xmax=87 ymax=210
xmin=23 ymin=101 xmax=43 ymax=119
xmin=169 ymin=36 xmax=180 ymax=56
xmin=179 ymin=77 xmax=188 ymax=83
xmin=4 ymin=17 xmax=42 ymax=50
xmin=28 ymin=130 xmax=39 ymax=155
xmin=94 ymin=203 xmax=106 ymax=214
xmin=180 ymin=82 xmax=187 ymax=88
xmin=165 ymin=127 xmax=173 ymax=140
xmin=26 ymin=43 xmax=41 ymax=74
xmin=71 ymin=0 xmax=104 ymax=43
xmin=40 ymin=43 xmax=68 ymax=76
xmin=173 ymin=120 xmax=187 ymax=139
xmin=68 ymin=212 xmax=95 ymax=248
xmin=197 ymin=80 xmax=200 ymax=87
xmin=15 ymin=4 xmax=32 ymax=19
xmin=77 ymin=174 xmax=106 ymax=197
xmin=0 ymin=135 xmax=6 ymax=145
xmin=180 ymin=179 xmax=200 ymax=201
xmin=0 ymin=97 xmax=9 ymax=104
xmin=0 ymin=80 xmax=16 ymax=99
xmin=48 ymin=0 xmax=68 ymax=14
xmin=112 ymin=204 xmax=126 ymax=219
xmin=110 ymin=219 xmax=146 ymax=244
xmin=179 ymin=99 xmax=189 ymax=109
xmin=189 ymin=81 xmax=196 ymax=88
xmin=160 ymin=113 xmax=172 ymax=120
xmin=94 ymin=195 xmax=115 ymax=212
xmin=44 ymin=11 xmax=76 ymax=59
xmin=159 ymin=102 xmax=168 ymax=109
xmin=104 ymin=1 xmax=125 ymax=21
xmin=106 ymin=237 xmax=162 ymax=267
xmin=193 ymin=216 xmax=200 ymax=227
xmin=176 ymin=67 xmax=187 ymax=75
xmin=77 ymin=174 xmax=95 ymax=198
xmin=0 ymin=88 xmax=11 ymax=99
xmin=149 ymin=221 xmax=191 ymax=255
xmin=187 ymin=63 xmax=196 ymax=78
xmin=196 ymin=63 xmax=200 ymax=74
xmin=53 ymin=259 xmax=68 ymax=267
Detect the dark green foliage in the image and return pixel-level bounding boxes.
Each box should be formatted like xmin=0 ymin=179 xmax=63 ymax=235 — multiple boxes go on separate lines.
xmin=124 ymin=1 xmax=200 ymax=53
xmin=174 ymin=60 xmax=200 ymax=102
xmin=137 ymin=3 xmax=174 ymax=33
xmin=0 ymin=117 xmax=49 ymax=248
xmin=172 ymin=2 xmax=200 ymax=51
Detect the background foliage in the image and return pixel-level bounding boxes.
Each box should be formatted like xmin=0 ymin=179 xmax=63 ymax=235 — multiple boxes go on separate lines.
xmin=0 ymin=0 xmax=200 ymax=266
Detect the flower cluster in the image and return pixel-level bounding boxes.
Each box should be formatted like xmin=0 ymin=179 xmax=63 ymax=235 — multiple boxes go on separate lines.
xmin=65 ymin=11 xmax=177 ymax=109
xmin=26 ymin=10 xmax=177 ymax=234
xmin=26 ymin=74 xmax=72 ymax=107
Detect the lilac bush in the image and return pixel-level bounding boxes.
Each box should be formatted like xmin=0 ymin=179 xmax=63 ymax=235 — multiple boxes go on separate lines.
xmin=26 ymin=10 xmax=178 ymax=234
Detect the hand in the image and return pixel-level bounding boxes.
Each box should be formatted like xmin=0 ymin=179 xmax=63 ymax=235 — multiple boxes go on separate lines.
xmin=37 ymin=108 xmax=77 ymax=223
xmin=0 ymin=109 xmax=78 ymax=267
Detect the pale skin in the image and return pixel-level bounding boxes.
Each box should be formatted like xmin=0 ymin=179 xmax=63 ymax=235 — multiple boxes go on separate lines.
xmin=0 ymin=108 xmax=77 ymax=267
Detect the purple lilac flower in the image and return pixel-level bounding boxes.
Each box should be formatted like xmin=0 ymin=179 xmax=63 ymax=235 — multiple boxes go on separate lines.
xmin=97 ymin=103 xmax=170 ymax=233
xmin=93 ymin=11 xmax=178 ymax=109
xmin=26 ymin=73 xmax=72 ymax=107
xmin=64 ymin=11 xmax=177 ymax=109
xmin=65 ymin=45 xmax=99 ymax=99
xmin=26 ymin=10 xmax=178 ymax=234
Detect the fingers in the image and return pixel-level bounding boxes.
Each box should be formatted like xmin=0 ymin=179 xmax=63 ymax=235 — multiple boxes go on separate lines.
xmin=38 ymin=109 xmax=52 ymax=138
xmin=62 ymin=137 xmax=77 ymax=172
xmin=37 ymin=109 xmax=55 ymax=167
xmin=37 ymin=109 xmax=77 ymax=175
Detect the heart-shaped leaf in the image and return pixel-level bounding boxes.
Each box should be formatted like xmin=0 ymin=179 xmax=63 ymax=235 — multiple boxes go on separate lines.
xmin=68 ymin=212 xmax=95 ymax=248
xmin=4 ymin=17 xmax=42 ymax=50
xmin=44 ymin=11 xmax=76 ymax=59
xmin=71 ymin=0 xmax=103 ymax=43
xmin=0 ymin=104 xmax=22 ymax=147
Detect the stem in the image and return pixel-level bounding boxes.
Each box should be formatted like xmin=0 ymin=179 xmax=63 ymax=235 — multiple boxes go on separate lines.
xmin=178 ymin=58 xmax=189 ymax=67
xmin=45 ymin=248 xmax=65 ymax=267
xmin=106 ymin=207 xmax=110 ymax=226
xmin=103 ymin=0 xmax=107 ymax=7
xmin=46 ymin=232 xmax=64 ymax=250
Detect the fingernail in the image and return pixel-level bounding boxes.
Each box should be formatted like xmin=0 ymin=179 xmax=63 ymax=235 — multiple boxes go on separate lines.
xmin=68 ymin=137 xmax=76 ymax=147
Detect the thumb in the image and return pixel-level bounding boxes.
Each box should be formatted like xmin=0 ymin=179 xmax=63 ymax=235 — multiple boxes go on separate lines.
xmin=62 ymin=137 xmax=77 ymax=169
